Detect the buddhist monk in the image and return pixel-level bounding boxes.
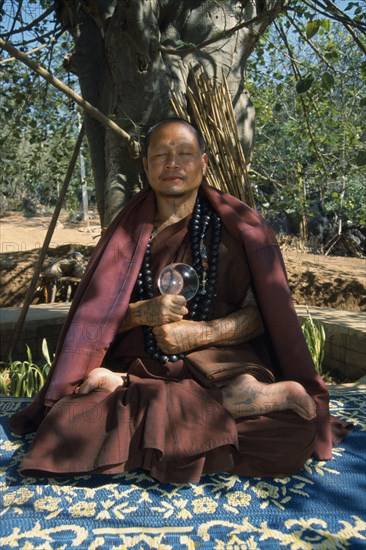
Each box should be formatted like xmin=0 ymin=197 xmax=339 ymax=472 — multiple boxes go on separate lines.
xmin=10 ymin=119 xmax=349 ymax=482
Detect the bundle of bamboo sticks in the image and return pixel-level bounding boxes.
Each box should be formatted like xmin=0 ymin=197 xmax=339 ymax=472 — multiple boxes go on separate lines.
xmin=171 ymin=68 xmax=256 ymax=208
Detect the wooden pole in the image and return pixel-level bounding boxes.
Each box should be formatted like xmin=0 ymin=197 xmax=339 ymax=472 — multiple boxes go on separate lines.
xmin=0 ymin=36 xmax=140 ymax=156
xmin=6 ymin=126 xmax=85 ymax=361
xmin=0 ymin=37 xmax=55 ymax=65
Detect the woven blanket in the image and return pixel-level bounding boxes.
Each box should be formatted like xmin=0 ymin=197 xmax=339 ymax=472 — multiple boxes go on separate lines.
xmin=1 ymin=389 xmax=365 ymax=549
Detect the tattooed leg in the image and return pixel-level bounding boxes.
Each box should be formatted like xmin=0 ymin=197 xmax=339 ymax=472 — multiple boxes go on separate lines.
xmin=220 ymin=374 xmax=316 ymax=420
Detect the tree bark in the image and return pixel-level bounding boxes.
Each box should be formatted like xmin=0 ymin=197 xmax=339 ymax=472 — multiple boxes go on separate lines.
xmin=56 ymin=0 xmax=287 ymax=227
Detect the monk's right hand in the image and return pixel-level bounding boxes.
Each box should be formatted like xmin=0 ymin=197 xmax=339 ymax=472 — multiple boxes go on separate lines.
xmin=121 ymin=294 xmax=188 ymax=331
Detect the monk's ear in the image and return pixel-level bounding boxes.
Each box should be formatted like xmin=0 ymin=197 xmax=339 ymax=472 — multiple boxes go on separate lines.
xmin=202 ymin=153 xmax=208 ymax=175
xmin=143 ymin=157 xmax=148 ymax=174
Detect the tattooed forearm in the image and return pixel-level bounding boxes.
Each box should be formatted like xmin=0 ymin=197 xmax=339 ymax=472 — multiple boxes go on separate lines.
xmin=206 ymin=306 xmax=264 ymax=346
xmin=120 ymin=298 xmax=263 ymax=353
xmin=153 ymin=306 xmax=265 ymax=354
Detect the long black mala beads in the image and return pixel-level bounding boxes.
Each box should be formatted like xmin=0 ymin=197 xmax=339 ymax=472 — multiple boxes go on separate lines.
xmin=188 ymin=198 xmax=222 ymax=322
xmin=136 ymin=195 xmax=222 ymax=364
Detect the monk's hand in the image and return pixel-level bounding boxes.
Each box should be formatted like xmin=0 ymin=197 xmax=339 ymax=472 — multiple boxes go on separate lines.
xmin=123 ymin=294 xmax=188 ymax=330
xmin=153 ymin=320 xmax=209 ymax=354
xmin=75 ymin=367 xmax=127 ymax=395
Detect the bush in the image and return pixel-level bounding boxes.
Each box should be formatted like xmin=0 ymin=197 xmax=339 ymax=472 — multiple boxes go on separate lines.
xmin=301 ymin=309 xmax=326 ymax=375
xmin=0 ymin=339 xmax=52 ymax=397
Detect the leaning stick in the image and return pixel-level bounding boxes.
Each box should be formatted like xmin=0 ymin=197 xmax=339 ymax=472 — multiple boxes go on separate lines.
xmin=0 ymin=36 xmax=139 ymax=155
xmin=5 ymin=126 xmax=85 ymax=362
xmin=0 ymin=38 xmax=55 ymax=65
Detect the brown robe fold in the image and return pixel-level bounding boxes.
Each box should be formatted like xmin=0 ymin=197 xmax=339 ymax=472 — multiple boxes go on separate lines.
xmin=10 ymin=183 xmax=351 ymax=482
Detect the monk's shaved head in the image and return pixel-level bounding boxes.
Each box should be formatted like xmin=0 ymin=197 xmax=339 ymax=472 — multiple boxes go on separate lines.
xmin=143 ymin=118 xmax=206 ymax=156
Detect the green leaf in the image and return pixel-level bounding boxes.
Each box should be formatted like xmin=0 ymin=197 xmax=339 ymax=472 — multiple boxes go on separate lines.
xmin=324 ymin=49 xmax=339 ymax=62
xmin=296 ymin=75 xmax=314 ymax=94
xmin=321 ymin=72 xmax=335 ymax=91
xmin=306 ymin=20 xmax=320 ymax=39
xmin=0 ymin=372 xmax=9 ymax=396
xmin=355 ymin=151 xmax=366 ymax=166
xmin=174 ymin=39 xmax=196 ymax=50
xmin=302 ymin=314 xmax=326 ymax=375
xmin=25 ymin=370 xmax=34 ymax=397
xmin=26 ymin=344 xmax=33 ymax=364
xmin=345 ymin=2 xmax=358 ymax=11
xmin=42 ymin=338 xmax=52 ymax=366
xmin=320 ymin=19 xmax=331 ymax=32
xmin=360 ymin=98 xmax=366 ymax=107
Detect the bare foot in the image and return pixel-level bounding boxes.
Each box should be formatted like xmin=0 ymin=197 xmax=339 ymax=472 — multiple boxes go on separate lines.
xmin=220 ymin=374 xmax=316 ymax=420
xmin=75 ymin=368 xmax=128 ymax=395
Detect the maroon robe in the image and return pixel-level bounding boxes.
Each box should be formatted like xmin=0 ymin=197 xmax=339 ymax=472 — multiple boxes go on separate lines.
xmin=10 ymin=184 xmax=350 ymax=483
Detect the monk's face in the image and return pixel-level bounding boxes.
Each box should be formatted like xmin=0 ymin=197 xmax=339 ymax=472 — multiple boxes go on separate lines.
xmin=143 ymin=122 xmax=208 ymax=200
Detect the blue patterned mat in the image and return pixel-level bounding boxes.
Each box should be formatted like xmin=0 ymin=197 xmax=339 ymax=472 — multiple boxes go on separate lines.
xmin=1 ymin=389 xmax=365 ymax=549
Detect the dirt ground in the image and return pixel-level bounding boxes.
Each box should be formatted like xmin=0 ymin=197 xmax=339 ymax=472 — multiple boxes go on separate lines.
xmin=0 ymin=212 xmax=365 ymax=311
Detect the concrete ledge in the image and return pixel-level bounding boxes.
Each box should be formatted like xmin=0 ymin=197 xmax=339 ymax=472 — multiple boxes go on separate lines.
xmin=1 ymin=304 xmax=365 ymax=381
xmin=295 ymin=305 xmax=365 ymax=380
xmin=0 ymin=304 xmax=69 ymax=361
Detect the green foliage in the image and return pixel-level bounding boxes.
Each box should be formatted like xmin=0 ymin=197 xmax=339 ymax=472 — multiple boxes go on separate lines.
xmin=0 ymin=339 xmax=52 ymax=397
xmin=301 ymin=311 xmax=326 ymax=375
xmin=296 ymin=74 xmax=315 ymax=94
xmin=306 ymin=20 xmax=321 ymax=39
xmin=355 ymin=151 xmax=366 ymax=167
xmin=323 ymin=179 xmax=366 ymax=228
xmin=0 ymin=49 xmax=84 ymax=210
xmin=0 ymin=369 xmax=9 ymax=396
xmin=0 ymin=4 xmax=92 ymax=213
xmin=247 ymin=13 xmax=366 ymax=234
xmin=1 ymin=0 xmax=365 ymax=226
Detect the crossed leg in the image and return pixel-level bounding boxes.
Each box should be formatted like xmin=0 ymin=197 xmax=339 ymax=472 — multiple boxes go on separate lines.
xmin=220 ymin=374 xmax=316 ymax=420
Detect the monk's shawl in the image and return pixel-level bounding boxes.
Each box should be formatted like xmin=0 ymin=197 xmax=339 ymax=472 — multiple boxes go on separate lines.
xmin=10 ymin=183 xmax=335 ymax=459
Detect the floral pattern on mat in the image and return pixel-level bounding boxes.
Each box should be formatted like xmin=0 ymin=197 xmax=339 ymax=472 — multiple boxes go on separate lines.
xmin=0 ymin=389 xmax=365 ymax=549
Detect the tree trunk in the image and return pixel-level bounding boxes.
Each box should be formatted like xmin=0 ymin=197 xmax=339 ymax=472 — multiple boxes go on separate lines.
xmin=56 ymin=0 xmax=286 ymax=227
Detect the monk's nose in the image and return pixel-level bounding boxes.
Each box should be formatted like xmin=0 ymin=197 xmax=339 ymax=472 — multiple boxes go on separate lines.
xmin=165 ymin=152 xmax=179 ymax=167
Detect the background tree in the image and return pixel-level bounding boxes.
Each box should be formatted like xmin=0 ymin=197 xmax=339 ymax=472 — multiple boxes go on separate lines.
xmin=1 ymin=1 xmax=365 ymax=243
xmin=0 ymin=4 xmax=91 ymax=215
xmin=246 ymin=3 xmax=365 ymax=248
xmin=1 ymin=53 xmax=81 ymax=211
xmin=53 ymin=0 xmax=289 ymax=227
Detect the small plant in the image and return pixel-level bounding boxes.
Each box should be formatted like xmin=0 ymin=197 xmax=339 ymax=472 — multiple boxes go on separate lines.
xmin=1 ymin=339 xmax=52 ymax=397
xmin=301 ymin=308 xmax=326 ymax=375
xmin=0 ymin=364 xmax=10 ymax=395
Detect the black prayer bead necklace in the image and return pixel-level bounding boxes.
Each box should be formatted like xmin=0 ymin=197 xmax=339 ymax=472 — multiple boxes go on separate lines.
xmin=136 ymin=195 xmax=222 ymax=364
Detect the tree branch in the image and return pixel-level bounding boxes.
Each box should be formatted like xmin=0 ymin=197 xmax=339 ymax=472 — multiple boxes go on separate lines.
xmin=159 ymin=7 xmax=283 ymax=56
xmin=341 ymin=21 xmax=366 ymax=55
xmin=5 ymin=7 xmax=55 ymax=36
xmin=4 ymin=0 xmax=23 ymax=42
xmin=301 ymin=0 xmax=366 ymax=32
xmin=0 ymin=37 xmax=56 ymax=65
xmin=249 ymin=168 xmax=283 ymax=190
xmin=285 ymin=13 xmax=341 ymax=74
xmin=302 ymin=0 xmax=366 ymax=56
xmin=0 ymin=37 xmax=140 ymax=156
xmin=9 ymin=28 xmax=63 ymax=48
xmin=275 ymin=21 xmax=328 ymax=178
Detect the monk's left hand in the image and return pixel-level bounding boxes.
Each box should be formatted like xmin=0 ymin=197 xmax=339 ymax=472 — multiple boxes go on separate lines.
xmin=152 ymin=320 xmax=211 ymax=354
xmin=75 ymin=367 xmax=127 ymax=395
